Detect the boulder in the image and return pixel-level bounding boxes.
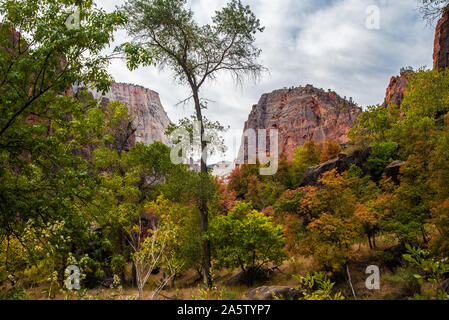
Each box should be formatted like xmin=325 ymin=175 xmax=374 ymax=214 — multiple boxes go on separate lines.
xmin=384 ymin=161 xmax=405 ymax=184
xmin=299 ymin=147 xmax=371 ymax=187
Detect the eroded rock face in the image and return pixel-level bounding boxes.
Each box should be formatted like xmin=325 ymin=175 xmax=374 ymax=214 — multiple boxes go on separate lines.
xmin=91 ymin=83 xmax=171 ymax=146
xmin=237 ymin=85 xmax=361 ymax=161
xmin=434 ymin=7 xmax=449 ymax=71
xmin=299 ymin=148 xmax=372 ymax=187
xmin=383 ymin=70 xmax=413 ymax=108
xmin=384 ymin=160 xmax=405 ymax=185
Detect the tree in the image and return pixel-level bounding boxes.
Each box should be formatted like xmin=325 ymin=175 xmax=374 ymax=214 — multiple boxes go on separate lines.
xmin=119 ymin=0 xmax=265 ymax=287
xmin=348 ymin=104 xmax=400 ymax=147
xmin=129 ymin=197 xmax=182 ymax=300
xmin=90 ymin=111 xmax=179 ymax=285
xmin=298 ymin=170 xmax=360 ymax=272
xmin=209 ymin=202 xmax=286 ymax=286
xmin=367 ymin=141 xmax=399 ymax=180
xmin=0 ymin=0 xmax=124 ymax=289
xmin=320 ymin=140 xmax=342 ymax=163
xmin=418 ymin=0 xmax=449 ymax=23
xmin=382 ymin=155 xmax=434 ymax=245
xmin=293 ymin=140 xmax=321 ymax=178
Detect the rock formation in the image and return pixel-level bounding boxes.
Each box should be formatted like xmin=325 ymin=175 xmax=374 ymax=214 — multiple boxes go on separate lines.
xmin=383 ymin=70 xmax=413 ymax=108
xmin=237 ymin=85 xmax=361 ymax=162
xmin=434 ymin=7 xmax=449 ymax=71
xmin=91 ymin=83 xmax=171 ymax=146
xmin=299 ymin=148 xmax=372 ymax=187
xmin=384 ymin=160 xmax=405 ymax=185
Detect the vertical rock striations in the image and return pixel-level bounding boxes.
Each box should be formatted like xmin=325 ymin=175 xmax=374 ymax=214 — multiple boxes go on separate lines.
xmin=383 ymin=69 xmax=413 ymax=108
xmin=237 ymin=85 xmax=361 ymax=161
xmin=434 ymin=6 xmax=449 ymax=71
xmin=91 ymin=83 xmax=171 ymax=146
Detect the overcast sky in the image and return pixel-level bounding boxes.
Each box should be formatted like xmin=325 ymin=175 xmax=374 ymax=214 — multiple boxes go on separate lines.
xmin=95 ymin=0 xmax=436 ymax=162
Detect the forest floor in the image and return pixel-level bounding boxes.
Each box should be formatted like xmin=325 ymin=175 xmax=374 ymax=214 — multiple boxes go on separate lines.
xmin=3 ymin=239 xmax=421 ymax=300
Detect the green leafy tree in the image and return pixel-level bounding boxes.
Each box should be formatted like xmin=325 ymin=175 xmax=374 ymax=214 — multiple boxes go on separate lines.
xmin=209 ymin=202 xmax=286 ymax=285
xmin=403 ymin=245 xmax=449 ymax=300
xmin=367 ymin=141 xmax=399 ymax=180
xmin=0 ymin=0 xmax=124 ymax=288
xmin=90 ymin=108 xmax=178 ymax=284
xmin=293 ymin=140 xmax=321 ymax=178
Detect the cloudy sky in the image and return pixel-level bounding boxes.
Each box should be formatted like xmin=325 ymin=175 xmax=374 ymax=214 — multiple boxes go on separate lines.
xmin=95 ymin=0 xmax=436 ymax=162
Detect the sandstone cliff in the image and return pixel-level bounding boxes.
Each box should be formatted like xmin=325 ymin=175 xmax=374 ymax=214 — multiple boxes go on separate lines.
xmin=237 ymin=85 xmax=361 ymax=161
xmin=434 ymin=7 xmax=449 ymax=71
xmin=383 ymin=69 xmax=413 ymax=108
xmin=91 ymin=83 xmax=171 ymax=146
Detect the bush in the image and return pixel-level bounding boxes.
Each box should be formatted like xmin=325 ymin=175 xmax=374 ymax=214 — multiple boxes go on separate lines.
xmin=368 ymin=141 xmax=399 ymax=179
xmin=209 ymin=202 xmax=286 ymax=285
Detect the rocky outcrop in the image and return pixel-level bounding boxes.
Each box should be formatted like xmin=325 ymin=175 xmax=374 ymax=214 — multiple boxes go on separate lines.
xmin=246 ymin=286 xmax=301 ymax=300
xmin=383 ymin=70 xmax=413 ymax=108
xmin=91 ymin=83 xmax=171 ymax=146
xmin=299 ymin=148 xmax=372 ymax=187
xmin=384 ymin=161 xmax=405 ymax=185
xmin=237 ymin=85 xmax=361 ymax=162
xmin=434 ymin=7 xmax=449 ymax=71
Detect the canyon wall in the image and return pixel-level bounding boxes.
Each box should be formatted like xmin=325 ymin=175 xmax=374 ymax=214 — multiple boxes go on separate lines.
xmin=383 ymin=69 xmax=413 ymax=108
xmin=384 ymin=7 xmax=449 ymax=109
xmin=91 ymin=83 xmax=171 ymax=146
xmin=434 ymin=7 xmax=449 ymax=71
xmin=237 ymin=85 xmax=361 ymax=162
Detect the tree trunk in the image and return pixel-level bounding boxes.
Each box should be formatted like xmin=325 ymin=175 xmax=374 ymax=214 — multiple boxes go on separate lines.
xmin=368 ymin=234 xmax=373 ymax=250
xmin=346 ymin=263 xmax=357 ymax=300
xmin=421 ymin=226 xmax=428 ymax=244
xmin=193 ymin=89 xmax=213 ymax=288
xmin=138 ymin=286 xmax=143 ymax=300
xmin=132 ymin=262 xmax=137 ymax=287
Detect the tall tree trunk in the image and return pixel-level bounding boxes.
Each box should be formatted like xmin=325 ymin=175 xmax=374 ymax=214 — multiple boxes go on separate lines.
xmin=368 ymin=234 xmax=373 ymax=250
xmin=421 ymin=226 xmax=429 ymax=244
xmin=193 ymin=89 xmax=213 ymax=288
xmin=132 ymin=262 xmax=137 ymax=287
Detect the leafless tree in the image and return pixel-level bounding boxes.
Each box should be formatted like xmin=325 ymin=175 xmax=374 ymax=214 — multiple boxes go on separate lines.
xmin=128 ymin=216 xmax=179 ymax=300
xmin=418 ymin=0 xmax=449 ymax=23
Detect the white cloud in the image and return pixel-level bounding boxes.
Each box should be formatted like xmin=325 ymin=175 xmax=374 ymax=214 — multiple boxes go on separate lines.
xmin=95 ymin=0 xmax=435 ymax=162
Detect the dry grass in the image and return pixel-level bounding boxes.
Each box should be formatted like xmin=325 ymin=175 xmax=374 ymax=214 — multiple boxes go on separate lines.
xmin=3 ymin=237 xmax=424 ymax=300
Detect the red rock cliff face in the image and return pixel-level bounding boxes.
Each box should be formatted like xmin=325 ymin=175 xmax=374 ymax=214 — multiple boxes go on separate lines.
xmin=383 ymin=70 xmax=413 ymax=108
xmin=237 ymin=85 xmax=361 ymax=161
xmin=434 ymin=7 xmax=449 ymax=71
xmin=91 ymin=83 xmax=171 ymax=146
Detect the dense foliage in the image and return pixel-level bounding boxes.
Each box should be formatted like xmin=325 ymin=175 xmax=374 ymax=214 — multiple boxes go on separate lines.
xmin=0 ymin=0 xmax=448 ymax=301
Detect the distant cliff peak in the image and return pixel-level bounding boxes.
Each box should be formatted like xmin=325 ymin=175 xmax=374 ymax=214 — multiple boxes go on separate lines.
xmin=383 ymin=69 xmax=413 ymax=108
xmin=434 ymin=7 xmax=449 ymax=71
xmin=91 ymin=82 xmax=171 ymax=146
xmin=237 ymin=85 xmax=362 ymax=162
